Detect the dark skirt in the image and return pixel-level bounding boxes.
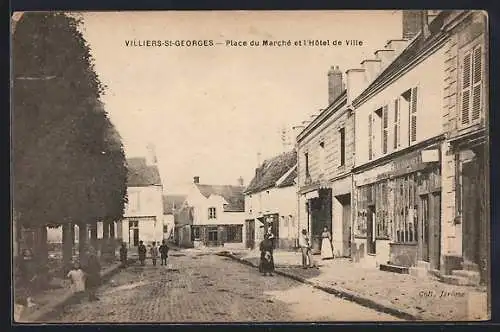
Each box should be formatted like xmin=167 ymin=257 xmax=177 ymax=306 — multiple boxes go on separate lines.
xmin=86 ymin=274 xmax=101 ymax=289
xmin=259 ymin=251 xmax=275 ymax=273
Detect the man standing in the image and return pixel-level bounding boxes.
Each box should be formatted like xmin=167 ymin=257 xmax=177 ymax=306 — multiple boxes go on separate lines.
xmin=138 ymin=241 xmax=147 ymax=266
xmin=299 ymin=229 xmax=315 ymax=269
xmin=159 ymin=240 xmax=169 ymax=266
xmin=150 ymin=242 xmax=159 ymax=266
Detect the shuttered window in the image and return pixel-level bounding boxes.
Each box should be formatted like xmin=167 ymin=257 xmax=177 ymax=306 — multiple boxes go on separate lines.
xmin=393 ymin=98 xmax=400 ymax=149
xmin=461 ymin=45 xmax=483 ymax=126
xmin=382 ymin=105 xmax=389 ymax=154
xmin=368 ymin=114 xmax=373 ymax=160
xmin=410 ymin=87 xmax=418 ymax=143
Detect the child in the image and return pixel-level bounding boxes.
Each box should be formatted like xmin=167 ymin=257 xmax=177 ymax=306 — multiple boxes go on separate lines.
xmin=159 ymin=240 xmax=169 ymax=266
xmin=150 ymin=242 xmax=159 ymax=266
xmin=138 ymin=241 xmax=147 ymax=266
xmin=66 ymin=262 xmax=86 ymax=300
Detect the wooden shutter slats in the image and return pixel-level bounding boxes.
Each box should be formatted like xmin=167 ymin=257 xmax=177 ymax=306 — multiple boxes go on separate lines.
xmin=368 ymin=114 xmax=373 ymax=160
xmin=410 ymin=87 xmax=418 ymax=143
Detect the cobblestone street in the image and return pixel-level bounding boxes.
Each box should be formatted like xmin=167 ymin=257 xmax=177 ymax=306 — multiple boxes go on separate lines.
xmin=50 ymin=250 xmax=401 ymax=322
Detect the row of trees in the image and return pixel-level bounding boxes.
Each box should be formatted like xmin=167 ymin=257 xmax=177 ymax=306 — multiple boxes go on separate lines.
xmin=12 ymin=12 xmax=128 ymax=270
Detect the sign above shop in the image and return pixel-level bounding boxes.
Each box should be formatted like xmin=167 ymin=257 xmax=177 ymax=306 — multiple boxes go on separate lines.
xmin=305 ymin=190 xmax=319 ymax=199
xmin=421 ymin=149 xmax=440 ymax=163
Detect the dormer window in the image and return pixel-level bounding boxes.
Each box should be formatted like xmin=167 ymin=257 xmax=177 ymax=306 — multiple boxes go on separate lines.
xmin=208 ymin=207 xmax=217 ymax=219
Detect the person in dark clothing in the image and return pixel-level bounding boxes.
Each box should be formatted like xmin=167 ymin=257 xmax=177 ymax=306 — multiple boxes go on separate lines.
xmin=83 ymin=247 xmax=101 ymax=301
xmin=119 ymin=242 xmax=128 ymax=267
xmin=19 ymin=249 xmax=37 ymax=307
xmin=159 ymin=240 xmax=169 ymax=266
xmin=259 ymin=234 xmax=275 ymax=276
xmin=138 ymin=241 xmax=147 ymax=266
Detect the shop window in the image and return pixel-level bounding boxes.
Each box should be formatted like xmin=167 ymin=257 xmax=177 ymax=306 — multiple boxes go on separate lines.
xmin=460 ymin=44 xmax=483 ymax=127
xmin=208 ymin=207 xmax=217 ymax=219
xmin=393 ymin=174 xmax=418 ymax=243
xmin=226 ymin=225 xmax=242 ymax=243
xmin=375 ymin=182 xmax=390 ymax=239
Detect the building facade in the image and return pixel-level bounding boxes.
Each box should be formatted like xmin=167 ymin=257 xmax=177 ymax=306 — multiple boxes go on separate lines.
xmin=163 ymin=195 xmax=186 ymax=242
xmin=118 ymin=157 xmax=164 ymax=248
xmin=244 ymin=150 xmax=297 ymax=250
xmin=296 ymin=66 xmax=355 ymax=257
xmin=176 ymin=177 xmax=246 ymax=249
xmin=440 ymin=11 xmax=489 ymax=285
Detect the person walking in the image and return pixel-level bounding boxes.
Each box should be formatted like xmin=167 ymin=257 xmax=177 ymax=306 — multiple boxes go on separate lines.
xmin=299 ymin=229 xmax=316 ymax=269
xmin=119 ymin=242 xmax=128 ymax=267
xmin=83 ymin=247 xmax=101 ymax=301
xmin=259 ymin=233 xmax=275 ymax=276
xmin=320 ymin=226 xmax=334 ymax=260
xmin=138 ymin=241 xmax=147 ymax=266
xmin=159 ymin=240 xmax=169 ymax=266
xmin=150 ymin=242 xmax=159 ymax=266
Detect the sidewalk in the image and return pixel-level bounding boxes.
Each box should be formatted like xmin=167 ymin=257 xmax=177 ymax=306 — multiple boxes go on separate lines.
xmin=16 ymin=256 xmax=137 ymax=323
xmin=223 ymin=250 xmax=489 ymax=321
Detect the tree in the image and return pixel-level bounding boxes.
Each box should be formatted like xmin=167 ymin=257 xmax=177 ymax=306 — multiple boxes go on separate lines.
xmin=12 ymin=12 xmax=127 ymax=265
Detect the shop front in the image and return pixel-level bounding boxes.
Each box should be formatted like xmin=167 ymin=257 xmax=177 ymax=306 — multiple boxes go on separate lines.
xmin=191 ymin=224 xmax=244 ymax=248
xmin=353 ymin=146 xmax=442 ymax=270
xmin=304 ymin=188 xmax=332 ymax=254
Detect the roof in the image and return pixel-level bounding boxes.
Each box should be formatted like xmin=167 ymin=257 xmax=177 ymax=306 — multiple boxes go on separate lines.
xmin=277 ymin=166 xmax=297 ymax=188
xmin=126 ymin=157 xmax=162 ymax=187
xmin=353 ymin=11 xmax=452 ymax=107
xmin=245 ymin=150 xmax=297 ymax=194
xmin=195 ymin=184 xmax=245 ymax=212
xmin=163 ymin=195 xmax=186 ymax=214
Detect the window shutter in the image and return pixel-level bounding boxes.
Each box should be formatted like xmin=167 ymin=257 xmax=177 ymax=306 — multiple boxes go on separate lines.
xmin=410 ymin=87 xmax=418 ymax=142
xmin=368 ymin=114 xmax=373 ymax=160
xmin=461 ymin=52 xmax=472 ymax=125
xmin=382 ymin=105 xmax=388 ymax=154
xmin=393 ymin=98 xmax=400 ymax=149
xmin=472 ymin=46 xmax=482 ymax=121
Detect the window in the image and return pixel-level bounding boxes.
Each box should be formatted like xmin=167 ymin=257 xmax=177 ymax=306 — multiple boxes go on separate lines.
xmin=339 ymin=128 xmax=346 ymax=166
xmin=393 ymin=174 xmax=418 ymax=243
xmin=305 ymin=152 xmax=310 ymax=177
xmin=393 ymin=98 xmax=401 ymax=149
xmin=319 ymin=141 xmax=326 ymax=174
xmin=208 ymin=207 xmax=216 ymax=219
xmin=375 ymin=182 xmax=390 ymax=239
xmin=208 ymin=228 xmax=218 ymax=241
xmin=382 ymin=105 xmax=389 ymax=154
xmin=368 ymin=114 xmax=373 ymax=160
xmin=461 ymin=45 xmax=483 ymax=126
xmin=401 ymin=87 xmax=418 ymax=145
xmin=289 ymin=215 xmax=295 ymax=227
xmin=128 ymin=192 xmax=140 ymax=211
xmin=227 ymin=225 xmax=243 ymax=243
xmin=374 ymin=107 xmax=383 ymax=156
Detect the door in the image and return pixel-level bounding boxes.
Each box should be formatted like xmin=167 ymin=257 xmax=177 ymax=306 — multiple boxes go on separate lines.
xmin=245 ymin=220 xmax=255 ymax=249
xmin=207 ymin=227 xmax=218 ymax=246
xmin=462 ymin=160 xmax=480 ymax=265
xmin=342 ymin=201 xmax=351 ymax=257
xmin=367 ymin=205 xmax=376 ymax=254
xmin=420 ymin=195 xmax=430 ymax=262
xmin=430 ymin=192 xmax=441 ymax=270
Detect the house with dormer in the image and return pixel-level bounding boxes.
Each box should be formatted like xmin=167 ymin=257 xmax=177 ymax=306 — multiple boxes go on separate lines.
xmin=175 ymin=177 xmax=246 ymax=249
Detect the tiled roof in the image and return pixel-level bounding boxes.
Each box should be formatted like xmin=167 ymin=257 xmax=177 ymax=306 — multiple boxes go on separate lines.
xmin=245 ymin=150 xmax=297 ymax=194
xmin=163 ymin=195 xmax=186 ymax=214
xmin=126 ymin=157 xmax=162 ymax=187
xmin=195 ymin=184 xmax=245 ymax=212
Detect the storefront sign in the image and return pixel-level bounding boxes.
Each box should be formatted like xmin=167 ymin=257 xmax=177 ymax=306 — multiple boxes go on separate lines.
xmin=305 ymin=190 xmax=319 ymax=199
xmin=421 ymin=149 xmax=440 ymax=163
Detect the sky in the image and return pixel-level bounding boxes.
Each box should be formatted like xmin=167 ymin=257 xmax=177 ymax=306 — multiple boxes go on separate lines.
xmin=80 ymin=10 xmax=403 ymax=194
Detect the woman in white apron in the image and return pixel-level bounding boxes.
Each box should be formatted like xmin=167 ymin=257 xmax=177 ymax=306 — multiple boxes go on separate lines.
xmin=320 ymin=226 xmax=334 ymax=260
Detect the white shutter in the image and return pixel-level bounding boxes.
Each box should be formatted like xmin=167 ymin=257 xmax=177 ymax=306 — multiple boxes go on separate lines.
xmin=368 ymin=114 xmax=373 ymax=160
xmin=393 ymin=98 xmax=400 ymax=149
xmin=382 ymin=105 xmax=388 ymax=154
xmin=461 ymin=52 xmax=472 ymax=125
xmin=472 ymin=46 xmax=482 ymax=122
xmin=410 ymin=87 xmax=418 ymax=143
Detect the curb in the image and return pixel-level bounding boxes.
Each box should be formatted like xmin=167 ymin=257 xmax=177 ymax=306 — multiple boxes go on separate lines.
xmin=222 ymin=252 xmax=419 ymax=321
xmin=21 ymin=258 xmax=137 ymax=323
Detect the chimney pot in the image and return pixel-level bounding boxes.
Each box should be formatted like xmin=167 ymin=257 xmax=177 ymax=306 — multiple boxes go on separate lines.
xmin=237 ymin=177 xmax=244 ymax=186
xmin=328 ymin=65 xmax=343 ymax=105
xmin=193 ymin=176 xmax=200 ymax=184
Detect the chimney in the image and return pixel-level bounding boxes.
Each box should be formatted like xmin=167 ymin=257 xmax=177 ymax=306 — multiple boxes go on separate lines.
xmin=402 ymin=10 xmax=423 ymax=40
xmin=193 ymin=176 xmax=200 ymax=184
xmin=360 ymin=59 xmax=381 ymax=85
xmin=237 ymin=177 xmax=244 ymax=186
xmin=328 ymin=65 xmax=343 ymax=105
xmin=146 ymin=143 xmax=158 ymax=165
xmin=385 ymin=39 xmax=409 ymax=55
xmin=374 ymin=49 xmax=395 ymax=70
xmin=345 ymin=68 xmax=366 ymax=105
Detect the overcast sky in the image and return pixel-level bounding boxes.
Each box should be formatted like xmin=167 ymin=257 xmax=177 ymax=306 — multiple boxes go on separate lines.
xmin=80 ymin=10 xmax=402 ymax=194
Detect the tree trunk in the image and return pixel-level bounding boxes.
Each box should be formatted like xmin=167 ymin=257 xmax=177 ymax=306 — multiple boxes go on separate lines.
xmin=78 ymin=223 xmax=88 ymax=263
xmin=37 ymin=225 xmax=48 ymax=266
xmin=62 ymin=223 xmax=73 ymax=274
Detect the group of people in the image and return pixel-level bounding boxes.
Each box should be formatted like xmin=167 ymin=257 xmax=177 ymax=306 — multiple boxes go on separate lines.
xmin=124 ymin=240 xmax=170 ymax=267
xmin=258 ymin=226 xmax=335 ymax=274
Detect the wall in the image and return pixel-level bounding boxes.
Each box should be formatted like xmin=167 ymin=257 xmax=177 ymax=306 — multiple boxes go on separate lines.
xmin=120 ymin=217 xmax=163 ymax=247
xmin=297 ymin=107 xmax=354 ymax=187
xmin=355 ymin=46 xmax=446 ymax=166
xmin=124 ymin=186 xmax=163 ymax=219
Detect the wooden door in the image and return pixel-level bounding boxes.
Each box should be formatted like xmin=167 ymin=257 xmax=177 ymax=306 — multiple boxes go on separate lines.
xmin=462 ymin=160 xmax=480 ymax=265
xmin=420 ymin=195 xmax=430 ymax=262
xmin=430 ymin=192 xmax=441 ymax=270
xmin=342 ymin=201 xmax=351 ymax=257
xmin=245 ymin=220 xmax=255 ymax=249
xmin=367 ymin=205 xmax=376 ymax=254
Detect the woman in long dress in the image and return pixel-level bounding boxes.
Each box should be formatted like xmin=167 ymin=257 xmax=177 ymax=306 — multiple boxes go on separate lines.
xmin=320 ymin=226 xmax=334 ymax=260
xmin=259 ymin=234 xmax=275 ymax=276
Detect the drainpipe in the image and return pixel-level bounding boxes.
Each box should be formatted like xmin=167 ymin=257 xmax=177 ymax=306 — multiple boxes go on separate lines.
xmin=350 ymin=106 xmax=356 ymax=260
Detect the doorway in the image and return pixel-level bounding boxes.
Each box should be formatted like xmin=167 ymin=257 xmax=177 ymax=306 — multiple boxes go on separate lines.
xmin=367 ymin=205 xmax=376 ymax=254
xmin=462 ymin=159 xmax=480 ymax=267
xmin=128 ymin=220 xmax=139 ymax=247
xmin=245 ymin=219 xmax=255 ymax=249
xmin=336 ymin=194 xmax=352 ymax=257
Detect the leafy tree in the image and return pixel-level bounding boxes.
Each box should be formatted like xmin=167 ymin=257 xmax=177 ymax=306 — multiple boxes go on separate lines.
xmin=12 ymin=13 xmax=127 ymax=258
